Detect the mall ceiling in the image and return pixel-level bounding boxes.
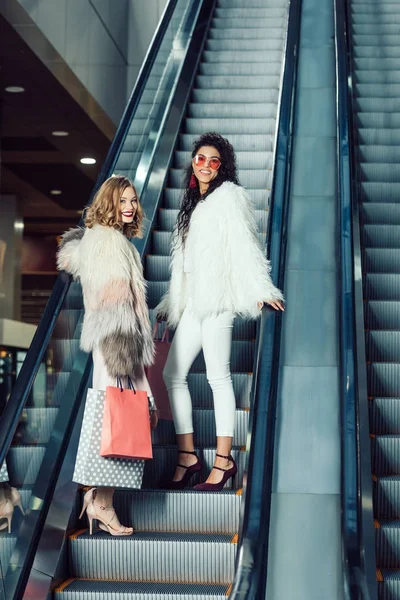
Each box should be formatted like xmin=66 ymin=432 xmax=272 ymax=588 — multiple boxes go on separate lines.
xmin=0 ymin=14 xmax=114 ymax=236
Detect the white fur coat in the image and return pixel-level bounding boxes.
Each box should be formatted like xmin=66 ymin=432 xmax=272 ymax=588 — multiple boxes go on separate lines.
xmin=57 ymin=224 xmax=154 ymax=377
xmin=156 ymin=181 xmax=283 ymax=328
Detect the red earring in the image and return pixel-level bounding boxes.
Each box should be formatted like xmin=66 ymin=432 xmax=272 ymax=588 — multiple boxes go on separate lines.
xmin=189 ymin=173 xmax=197 ymax=188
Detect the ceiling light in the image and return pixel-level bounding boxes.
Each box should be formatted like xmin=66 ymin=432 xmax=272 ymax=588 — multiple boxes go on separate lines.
xmin=50 ymin=189 xmax=62 ymax=196
xmin=80 ymin=157 xmax=96 ymax=165
xmin=52 ymin=130 xmax=69 ymax=137
xmin=5 ymin=86 xmax=25 ymax=93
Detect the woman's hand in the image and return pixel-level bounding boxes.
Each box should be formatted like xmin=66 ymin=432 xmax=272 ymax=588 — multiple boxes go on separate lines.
xmin=258 ymin=300 xmax=285 ymax=312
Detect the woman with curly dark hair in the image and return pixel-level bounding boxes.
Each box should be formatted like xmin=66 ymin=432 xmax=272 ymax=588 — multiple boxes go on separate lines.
xmin=157 ymin=132 xmax=284 ymax=491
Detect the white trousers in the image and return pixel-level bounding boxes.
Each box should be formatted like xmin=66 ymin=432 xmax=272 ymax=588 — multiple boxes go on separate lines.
xmin=92 ymin=347 xmax=152 ymax=395
xmin=163 ymin=306 xmax=236 ymax=437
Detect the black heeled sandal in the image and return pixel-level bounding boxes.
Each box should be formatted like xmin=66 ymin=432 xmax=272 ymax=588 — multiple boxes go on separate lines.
xmin=160 ymin=450 xmax=203 ymax=490
xmin=193 ymin=453 xmax=237 ymax=491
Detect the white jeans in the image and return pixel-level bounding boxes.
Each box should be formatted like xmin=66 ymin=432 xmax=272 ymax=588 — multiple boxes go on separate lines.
xmin=163 ymin=306 xmax=236 ymax=437
xmin=92 ymin=346 xmax=152 ymax=395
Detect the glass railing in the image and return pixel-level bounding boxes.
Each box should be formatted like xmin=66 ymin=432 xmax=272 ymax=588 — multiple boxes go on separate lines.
xmin=0 ymin=1 xmax=207 ymax=597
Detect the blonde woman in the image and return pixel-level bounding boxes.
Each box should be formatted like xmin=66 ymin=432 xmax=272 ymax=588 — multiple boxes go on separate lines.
xmin=57 ymin=175 xmax=155 ymax=535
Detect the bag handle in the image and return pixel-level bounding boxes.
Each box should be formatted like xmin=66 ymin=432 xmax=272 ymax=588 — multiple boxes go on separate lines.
xmin=116 ymin=376 xmax=136 ymax=393
xmin=152 ymin=321 xmax=170 ymax=343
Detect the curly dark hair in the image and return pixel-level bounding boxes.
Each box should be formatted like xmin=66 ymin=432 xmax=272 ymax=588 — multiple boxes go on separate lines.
xmin=176 ymin=132 xmax=239 ymax=241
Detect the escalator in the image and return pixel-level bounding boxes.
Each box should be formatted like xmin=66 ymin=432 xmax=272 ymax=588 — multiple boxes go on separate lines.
xmin=54 ymin=2 xmax=289 ymax=598
xmin=344 ymin=0 xmax=400 ymax=598
xmin=0 ymin=0 xmax=293 ymax=598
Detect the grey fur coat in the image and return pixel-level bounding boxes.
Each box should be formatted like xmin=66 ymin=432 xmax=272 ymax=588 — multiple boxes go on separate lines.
xmin=57 ymin=224 xmax=154 ymax=378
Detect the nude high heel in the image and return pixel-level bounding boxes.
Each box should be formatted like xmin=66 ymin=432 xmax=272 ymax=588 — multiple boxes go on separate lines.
xmin=79 ymin=488 xmax=96 ymax=520
xmin=80 ymin=488 xmax=133 ymax=536
xmin=0 ymin=487 xmax=25 ymax=533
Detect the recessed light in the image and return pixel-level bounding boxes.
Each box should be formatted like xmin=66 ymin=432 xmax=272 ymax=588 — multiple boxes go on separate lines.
xmin=52 ymin=130 xmax=69 ymax=137
xmin=5 ymin=86 xmax=25 ymax=93
xmin=50 ymin=189 xmax=62 ymax=196
xmin=80 ymin=157 xmax=96 ymax=165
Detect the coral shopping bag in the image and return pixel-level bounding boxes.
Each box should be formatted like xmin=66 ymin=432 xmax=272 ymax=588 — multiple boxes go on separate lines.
xmin=100 ymin=378 xmax=153 ymax=460
xmin=145 ymin=323 xmax=173 ymax=420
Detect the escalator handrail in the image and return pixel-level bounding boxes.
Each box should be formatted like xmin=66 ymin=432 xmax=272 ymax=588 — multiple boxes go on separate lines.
xmin=230 ymin=0 xmax=302 ymax=597
xmin=335 ymin=0 xmax=376 ymax=598
xmin=0 ymin=0 xmax=179 ymax=473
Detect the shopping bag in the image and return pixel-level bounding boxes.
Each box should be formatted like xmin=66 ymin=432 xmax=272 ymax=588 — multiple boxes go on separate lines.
xmin=145 ymin=323 xmax=173 ymax=420
xmin=73 ymin=388 xmax=145 ymax=488
xmin=100 ymin=378 xmax=153 ymax=460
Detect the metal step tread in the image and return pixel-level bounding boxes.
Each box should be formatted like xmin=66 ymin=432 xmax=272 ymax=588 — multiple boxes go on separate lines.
xmin=55 ymin=579 xmax=230 ymax=597
xmin=78 ymin=488 xmax=242 ymax=534
xmin=69 ymin=530 xmax=237 ymax=582
xmin=70 ymin=530 xmax=235 ymax=542
xmin=365 ymin=301 xmax=400 ymax=330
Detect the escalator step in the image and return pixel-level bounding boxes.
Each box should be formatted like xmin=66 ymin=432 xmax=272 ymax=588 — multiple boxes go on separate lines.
xmin=363 ymin=249 xmax=400 ymax=272
xmin=48 ymin=339 xmax=81 ymax=372
xmin=365 ymin=331 xmax=400 ymax=362
xmin=0 ymin=535 xmax=17 ymax=573
xmin=360 ymin=181 xmax=400 ymax=202
xmin=362 ymin=225 xmax=400 ymax=248
xmin=355 ymin=70 xmax=400 ymax=85
xmin=211 ymin=17 xmax=285 ymax=29
xmin=17 ymin=407 xmax=58 ymax=445
xmin=357 ymin=113 xmax=400 ymax=130
xmin=372 ymin=436 xmax=400 ymax=476
xmin=370 ymin=398 xmax=400 ymax=435
xmin=180 ymin=130 xmax=275 ymax=151
xmin=185 ymin=117 xmax=277 ymax=135
xmin=7 ymin=445 xmax=45 ymax=486
xmin=53 ymin=309 xmax=82 ymax=340
xmin=195 ymin=74 xmax=281 ymax=90
xmin=79 ymin=488 xmax=242 ymax=534
xmin=216 ymin=5 xmax=286 ymax=16
xmin=361 ymin=204 xmax=400 ymax=225
xmin=206 ymin=38 xmax=284 ymax=51
xmin=358 ymin=129 xmax=400 ymax=147
xmin=367 ymin=363 xmax=400 ymax=397
xmin=203 ymin=49 xmax=283 ymax=64
xmin=374 ymin=476 xmax=400 ymax=520
xmin=358 ymin=145 xmax=400 ymax=164
xmin=353 ymin=24 xmax=400 ymax=36
xmin=69 ymin=531 xmax=236 ymax=583
xmin=364 ymin=301 xmax=400 ymax=330
xmin=215 ymin=7 xmax=286 ymax=18
xmin=355 ymin=96 xmax=400 ymax=113
xmin=209 ymin=27 xmax=284 ymax=41
xmin=218 ymin=0 xmax=288 ymax=9
xmin=364 ymin=274 xmax=400 ymax=300
xmin=55 ymin=579 xmax=230 ymax=599
xmin=376 ymin=521 xmax=400 ymax=568
xmin=354 ymin=47 xmax=400 ymax=59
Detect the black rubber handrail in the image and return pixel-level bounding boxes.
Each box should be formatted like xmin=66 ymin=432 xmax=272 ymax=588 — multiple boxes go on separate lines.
xmin=335 ymin=0 xmax=377 ymax=598
xmin=230 ymin=0 xmax=302 ymax=597
xmin=0 ymin=0 xmax=179 ymax=473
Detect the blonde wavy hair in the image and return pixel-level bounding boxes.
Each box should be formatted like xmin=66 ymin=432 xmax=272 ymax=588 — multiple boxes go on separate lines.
xmin=85 ymin=175 xmax=144 ymax=238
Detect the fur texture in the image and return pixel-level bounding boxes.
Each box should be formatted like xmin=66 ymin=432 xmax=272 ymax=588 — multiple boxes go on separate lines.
xmin=57 ymin=224 xmax=154 ymax=377
xmin=156 ymin=181 xmax=283 ymax=328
